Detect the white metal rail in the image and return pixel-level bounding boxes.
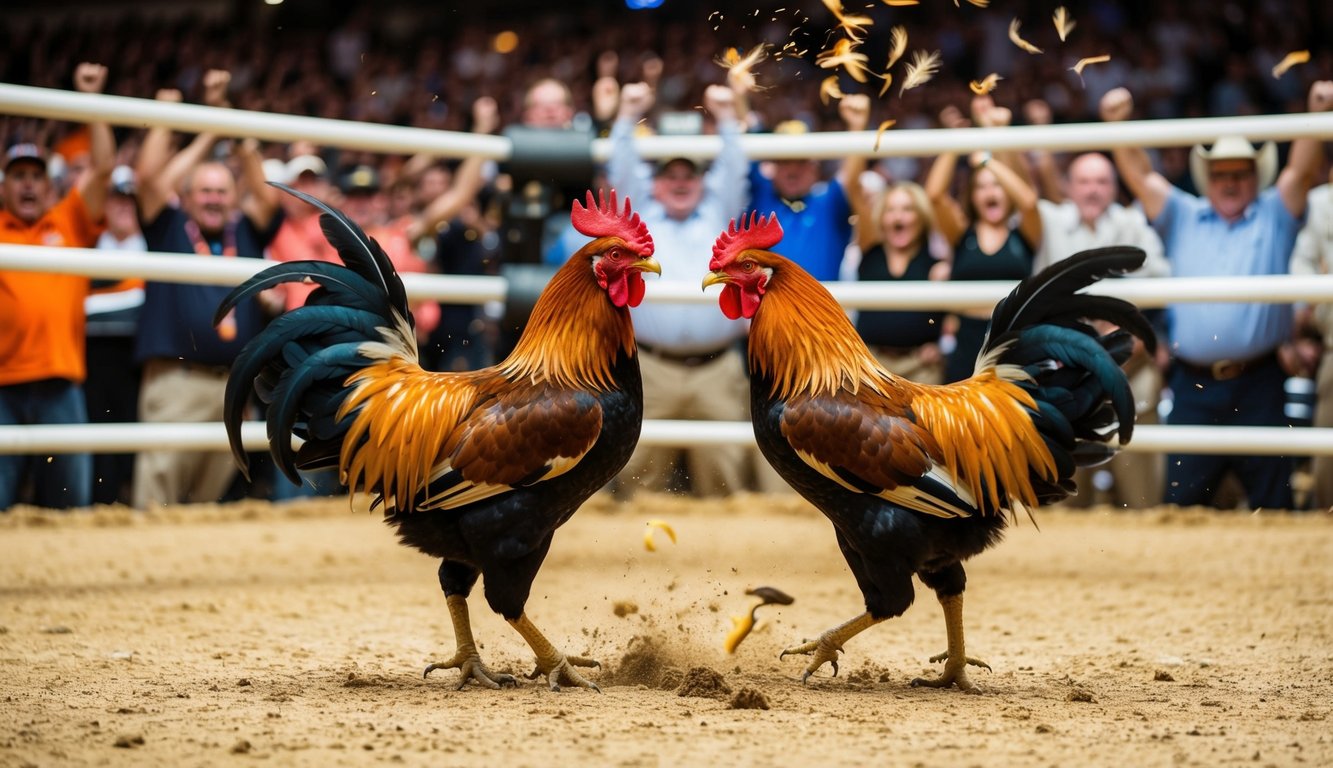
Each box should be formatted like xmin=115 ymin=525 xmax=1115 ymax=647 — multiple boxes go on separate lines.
xmin=4 ymin=245 xmax=1333 ymax=311
xmin=3 ymin=84 xmax=1333 ymax=161
xmin=2 ymin=422 xmax=1331 ymax=457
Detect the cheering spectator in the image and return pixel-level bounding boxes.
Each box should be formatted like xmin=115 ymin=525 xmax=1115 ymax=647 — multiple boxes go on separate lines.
xmin=1099 ymin=81 xmax=1333 ymax=509
xmin=0 ymin=63 xmax=114 ymax=511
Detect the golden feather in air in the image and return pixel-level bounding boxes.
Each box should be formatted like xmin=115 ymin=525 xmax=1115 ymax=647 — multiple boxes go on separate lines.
xmin=819 ymin=75 xmax=845 ymax=105
xmin=1052 ymin=7 xmax=1076 ymax=42
xmin=954 ymin=0 xmax=989 ymax=6
xmin=877 ymin=73 xmax=893 ymax=98
xmin=821 ymin=0 xmax=874 ymax=41
xmin=1069 ymin=54 xmax=1111 ymax=85
xmin=882 ymin=0 xmax=919 ymax=6
xmin=1272 ymin=50 xmax=1310 ymax=79
xmin=969 ymin=73 xmax=1003 ymax=95
xmin=899 ymin=49 xmax=942 ymax=96
xmin=817 ymin=38 xmax=871 ymax=83
xmin=1008 ymin=19 xmax=1043 ymax=54
xmin=715 ymin=43 xmax=769 ymax=91
xmin=873 ymin=120 xmax=897 ymax=152
xmin=885 ymin=25 xmax=908 ymax=70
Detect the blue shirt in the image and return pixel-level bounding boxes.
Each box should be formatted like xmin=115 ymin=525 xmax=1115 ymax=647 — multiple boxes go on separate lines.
xmin=605 ymin=118 xmax=751 ymax=354
xmin=1154 ymin=186 xmax=1300 ymax=363
xmin=135 ymin=206 xmax=282 ymax=366
xmin=748 ymin=166 xmax=852 ymax=281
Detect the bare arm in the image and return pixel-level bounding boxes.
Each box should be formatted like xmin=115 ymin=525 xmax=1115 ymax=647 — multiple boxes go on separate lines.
xmin=976 ymin=151 xmax=1042 ymax=248
xmin=237 ymin=138 xmax=279 ymax=230
xmin=409 ymin=97 xmax=499 ymax=240
xmin=926 ymin=152 xmax=966 ymax=246
xmin=1277 ymin=81 xmax=1333 ymax=219
xmin=138 ymin=129 xmax=215 ymax=224
xmin=71 ymin=63 xmax=114 ymax=223
xmin=1100 ymin=88 xmax=1172 ymax=221
xmin=837 ymin=94 xmax=872 ymax=233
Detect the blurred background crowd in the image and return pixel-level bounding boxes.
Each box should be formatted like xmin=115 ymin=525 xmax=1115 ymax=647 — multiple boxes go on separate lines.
xmin=2 ymin=0 xmax=1331 ymax=512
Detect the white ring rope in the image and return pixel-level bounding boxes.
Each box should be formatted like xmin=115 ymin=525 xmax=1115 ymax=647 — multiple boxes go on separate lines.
xmin=3 ymin=245 xmax=1333 ymax=311
xmin=1 ymin=422 xmax=1331 ymax=457
xmin=2 ymin=84 xmax=1333 ymax=161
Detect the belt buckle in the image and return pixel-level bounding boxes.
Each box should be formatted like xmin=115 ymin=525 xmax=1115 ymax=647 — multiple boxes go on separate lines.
xmin=1210 ymin=359 xmax=1239 ymax=380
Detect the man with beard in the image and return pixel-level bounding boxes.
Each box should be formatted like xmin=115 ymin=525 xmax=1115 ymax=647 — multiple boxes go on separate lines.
xmin=130 ymin=71 xmax=283 ymax=509
xmin=0 ymin=62 xmax=113 ymax=511
xmin=1100 ymin=81 xmax=1333 ymax=510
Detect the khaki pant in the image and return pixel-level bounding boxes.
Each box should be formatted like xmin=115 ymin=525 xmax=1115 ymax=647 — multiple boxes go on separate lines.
xmin=133 ymin=360 xmax=237 ymax=509
xmin=617 ymin=347 xmax=750 ymax=498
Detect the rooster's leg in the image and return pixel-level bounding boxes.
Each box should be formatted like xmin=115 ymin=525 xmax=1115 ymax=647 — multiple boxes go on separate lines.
xmin=780 ymin=612 xmax=883 ymax=683
xmin=508 ymin=613 xmax=601 ymax=692
xmin=911 ymin=593 xmax=990 ymax=694
xmin=423 ymin=595 xmax=517 ymax=690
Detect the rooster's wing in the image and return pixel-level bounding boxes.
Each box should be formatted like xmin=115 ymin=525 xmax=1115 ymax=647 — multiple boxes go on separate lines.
xmin=778 ymin=371 xmax=1057 ymax=520
xmin=340 ymin=364 xmax=605 ymax=514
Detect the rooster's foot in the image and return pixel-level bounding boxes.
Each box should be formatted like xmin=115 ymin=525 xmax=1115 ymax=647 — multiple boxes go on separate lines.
xmin=779 ymin=637 xmax=842 ymax=683
xmin=525 ymin=654 xmax=601 ymax=692
xmin=423 ymin=648 xmax=517 ymax=690
xmin=910 ymin=652 xmax=990 ymax=694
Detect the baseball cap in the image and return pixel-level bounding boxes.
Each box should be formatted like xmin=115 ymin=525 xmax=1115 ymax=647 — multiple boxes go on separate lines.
xmin=4 ymin=143 xmax=48 ymax=172
xmin=339 ymin=165 xmax=381 ymax=194
xmin=109 ymin=165 xmax=136 ymax=196
xmin=286 ymin=154 xmax=328 ymax=183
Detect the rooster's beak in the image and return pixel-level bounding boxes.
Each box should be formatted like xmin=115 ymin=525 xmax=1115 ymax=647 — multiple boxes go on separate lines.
xmin=634 ymin=256 xmax=662 ymax=276
xmin=702 ymin=270 xmax=729 ymax=290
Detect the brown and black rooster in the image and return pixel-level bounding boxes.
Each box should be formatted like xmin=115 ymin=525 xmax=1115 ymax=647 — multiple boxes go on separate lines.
xmin=703 ymin=213 xmax=1153 ymax=692
xmin=218 ymin=188 xmax=659 ymax=691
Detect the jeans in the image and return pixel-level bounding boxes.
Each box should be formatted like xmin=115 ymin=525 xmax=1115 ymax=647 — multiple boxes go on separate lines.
xmin=0 ymin=379 xmax=92 ymax=510
xmin=1164 ymin=357 xmax=1293 ymax=509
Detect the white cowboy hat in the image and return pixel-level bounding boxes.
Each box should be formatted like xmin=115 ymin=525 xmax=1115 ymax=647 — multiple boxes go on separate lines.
xmin=1189 ymin=135 xmax=1277 ymax=193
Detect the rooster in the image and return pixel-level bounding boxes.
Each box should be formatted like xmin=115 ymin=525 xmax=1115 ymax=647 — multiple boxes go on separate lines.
xmin=217 ymin=187 xmax=659 ymax=691
xmin=703 ymin=213 xmax=1153 ymax=692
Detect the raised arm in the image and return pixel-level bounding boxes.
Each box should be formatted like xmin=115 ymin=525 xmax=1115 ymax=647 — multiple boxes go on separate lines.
xmin=1023 ymin=99 xmax=1065 ymax=203
xmin=606 ymin=81 xmax=655 ymax=205
xmin=409 ymin=97 xmax=500 ymax=241
xmin=72 ymin=63 xmax=115 ymax=223
xmin=1276 ymin=81 xmax=1333 ymax=219
xmin=925 ymin=106 xmax=970 ymax=245
xmin=701 ymin=84 xmax=749 ymax=217
xmin=236 ymin=138 xmax=279 ymax=231
xmin=974 ymin=150 xmax=1042 ymax=248
xmin=837 ymin=93 xmax=872 ymax=226
xmin=1100 ymin=88 xmax=1172 ymax=221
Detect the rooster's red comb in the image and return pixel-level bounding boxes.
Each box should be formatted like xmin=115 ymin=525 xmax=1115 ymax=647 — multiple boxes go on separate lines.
xmin=571 ymin=189 xmax=654 ymax=256
xmin=710 ymin=211 xmax=784 ymax=270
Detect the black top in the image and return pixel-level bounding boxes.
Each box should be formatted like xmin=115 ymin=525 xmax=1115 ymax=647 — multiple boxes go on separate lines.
xmin=855 ymin=243 xmax=944 ymax=348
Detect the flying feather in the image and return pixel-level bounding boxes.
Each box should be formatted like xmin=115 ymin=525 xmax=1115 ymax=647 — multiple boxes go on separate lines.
xmin=1052 ymin=7 xmax=1076 ymax=42
xmin=1008 ymin=19 xmax=1043 ymax=54
xmin=899 ymin=49 xmax=942 ymax=96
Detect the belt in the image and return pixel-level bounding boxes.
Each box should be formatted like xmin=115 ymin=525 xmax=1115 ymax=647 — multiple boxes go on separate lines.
xmin=152 ymin=358 xmax=231 ymax=377
xmin=637 ymin=342 xmax=731 ymax=368
xmin=1175 ymin=351 xmax=1275 ymax=382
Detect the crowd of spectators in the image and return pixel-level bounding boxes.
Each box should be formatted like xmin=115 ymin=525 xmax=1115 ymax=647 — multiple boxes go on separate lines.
xmin=1 ymin=0 xmax=1330 ymax=511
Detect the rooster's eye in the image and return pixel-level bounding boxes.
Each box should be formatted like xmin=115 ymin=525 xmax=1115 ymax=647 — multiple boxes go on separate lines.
xmin=741 ymin=260 xmax=757 ymax=273
xmin=606 ymin=247 xmax=623 ymax=261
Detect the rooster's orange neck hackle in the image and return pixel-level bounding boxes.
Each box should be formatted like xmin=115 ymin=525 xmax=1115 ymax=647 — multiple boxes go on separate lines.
xmin=711 ymin=212 xmax=883 ymax=400
xmin=504 ymin=189 xmax=653 ymax=391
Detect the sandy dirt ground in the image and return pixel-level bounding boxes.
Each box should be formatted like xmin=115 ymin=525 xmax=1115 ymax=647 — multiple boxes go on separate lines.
xmin=1 ymin=493 xmax=1330 ymax=768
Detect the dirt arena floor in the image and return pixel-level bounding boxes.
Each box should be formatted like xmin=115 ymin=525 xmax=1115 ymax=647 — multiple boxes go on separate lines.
xmin=2 ymin=493 xmax=1330 ymax=767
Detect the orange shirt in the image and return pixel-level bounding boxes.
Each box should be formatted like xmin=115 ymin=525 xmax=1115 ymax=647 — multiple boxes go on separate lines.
xmin=268 ymin=211 xmax=340 ymax=312
xmin=0 ymin=189 xmax=101 ymax=385
xmin=267 ymin=212 xmax=440 ymax=335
